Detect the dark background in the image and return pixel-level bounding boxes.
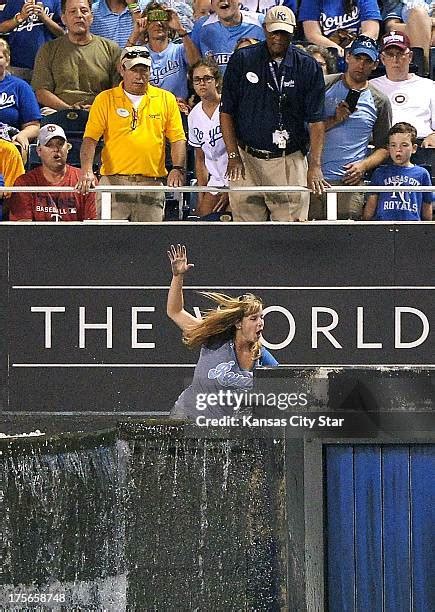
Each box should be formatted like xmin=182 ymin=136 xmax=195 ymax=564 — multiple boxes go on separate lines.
xmin=1 ymin=223 xmax=433 ymax=432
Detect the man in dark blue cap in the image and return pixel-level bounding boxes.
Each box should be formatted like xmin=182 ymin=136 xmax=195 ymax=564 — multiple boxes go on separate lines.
xmin=309 ymin=35 xmax=393 ymax=220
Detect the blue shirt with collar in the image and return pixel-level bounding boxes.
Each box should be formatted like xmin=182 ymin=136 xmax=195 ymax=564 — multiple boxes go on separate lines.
xmin=220 ymin=41 xmax=325 ymax=154
xmin=91 ymin=0 xmax=147 ymax=47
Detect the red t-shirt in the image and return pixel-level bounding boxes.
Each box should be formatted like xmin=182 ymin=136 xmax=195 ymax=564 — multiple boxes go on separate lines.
xmin=9 ymin=165 xmax=96 ymax=221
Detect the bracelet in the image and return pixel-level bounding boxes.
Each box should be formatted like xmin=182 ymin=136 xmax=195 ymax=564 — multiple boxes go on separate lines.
xmin=171 ymin=166 xmax=186 ymax=173
xmin=14 ymin=12 xmax=24 ymax=25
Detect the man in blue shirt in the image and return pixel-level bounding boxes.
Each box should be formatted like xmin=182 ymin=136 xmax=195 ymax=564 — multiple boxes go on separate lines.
xmin=309 ymin=35 xmax=392 ymax=220
xmin=191 ymin=0 xmax=265 ymax=73
xmin=220 ymin=6 xmax=328 ymax=221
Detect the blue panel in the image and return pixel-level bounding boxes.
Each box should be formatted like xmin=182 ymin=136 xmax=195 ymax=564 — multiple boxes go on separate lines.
xmin=382 ymin=446 xmax=411 ymax=612
xmin=354 ymin=446 xmax=383 ymax=612
xmin=326 ymin=445 xmax=356 ymax=612
xmin=410 ymin=445 xmax=435 ymax=612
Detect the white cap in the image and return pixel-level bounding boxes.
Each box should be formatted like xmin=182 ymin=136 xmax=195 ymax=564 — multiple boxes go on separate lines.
xmin=37 ymin=124 xmax=67 ymax=146
xmin=120 ymin=46 xmax=152 ymax=70
xmin=264 ymin=6 xmax=296 ymax=34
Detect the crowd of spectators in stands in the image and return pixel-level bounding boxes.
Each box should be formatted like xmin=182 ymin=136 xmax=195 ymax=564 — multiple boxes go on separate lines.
xmin=0 ymin=0 xmax=434 ymax=221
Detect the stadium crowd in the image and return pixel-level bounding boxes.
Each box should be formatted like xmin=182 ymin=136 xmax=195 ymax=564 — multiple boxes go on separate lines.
xmin=1 ymin=0 xmax=435 ymax=221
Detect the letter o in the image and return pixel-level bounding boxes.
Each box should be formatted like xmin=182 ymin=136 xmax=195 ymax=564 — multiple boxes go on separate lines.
xmin=261 ymin=306 xmax=296 ymax=350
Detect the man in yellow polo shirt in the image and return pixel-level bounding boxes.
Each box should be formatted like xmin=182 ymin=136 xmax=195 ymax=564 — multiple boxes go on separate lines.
xmin=76 ymin=46 xmax=186 ymax=221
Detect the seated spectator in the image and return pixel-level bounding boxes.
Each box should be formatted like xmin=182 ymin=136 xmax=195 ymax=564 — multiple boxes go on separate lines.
xmin=190 ymin=0 xmax=265 ymax=73
xmin=0 ymin=0 xmax=64 ymax=82
xmin=381 ymin=0 xmax=434 ymax=74
xmin=0 ymin=39 xmax=40 ymax=159
xmin=90 ymin=0 xmax=145 ymax=48
xmin=309 ymin=36 xmax=392 ymax=220
xmin=31 ymin=0 xmax=121 ymax=113
xmin=127 ymin=2 xmax=200 ymax=107
xmin=305 ymin=44 xmax=337 ymax=74
xmin=188 ymin=58 xmax=228 ymax=216
xmin=0 ymin=139 xmax=25 ymax=187
xmin=0 ymin=139 xmax=25 ymax=218
xmin=363 ymin=121 xmax=433 ymax=220
xmin=9 ymin=124 xmax=96 ymax=221
xmin=370 ymin=32 xmax=435 ymax=147
xmin=298 ymin=0 xmax=380 ymax=57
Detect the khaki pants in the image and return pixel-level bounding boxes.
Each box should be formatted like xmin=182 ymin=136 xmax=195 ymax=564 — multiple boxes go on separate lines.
xmin=229 ymin=149 xmax=309 ymax=222
xmin=98 ymin=174 xmax=165 ymax=222
xmin=309 ymin=180 xmax=364 ymax=220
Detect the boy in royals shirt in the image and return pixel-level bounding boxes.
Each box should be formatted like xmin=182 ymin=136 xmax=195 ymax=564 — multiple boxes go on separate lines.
xmin=363 ymin=122 xmax=433 ymax=221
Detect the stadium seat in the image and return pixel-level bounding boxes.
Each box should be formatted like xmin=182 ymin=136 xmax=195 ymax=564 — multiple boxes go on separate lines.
xmin=410 ymin=47 xmax=425 ymax=77
xmin=40 ymin=109 xmax=89 ymax=137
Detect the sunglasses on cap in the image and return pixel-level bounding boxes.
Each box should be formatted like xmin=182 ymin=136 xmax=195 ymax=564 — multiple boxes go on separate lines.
xmin=122 ymin=50 xmax=151 ymax=60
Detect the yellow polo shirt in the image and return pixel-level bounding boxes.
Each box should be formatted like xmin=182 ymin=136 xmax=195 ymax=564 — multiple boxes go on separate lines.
xmin=84 ymin=83 xmax=186 ymax=177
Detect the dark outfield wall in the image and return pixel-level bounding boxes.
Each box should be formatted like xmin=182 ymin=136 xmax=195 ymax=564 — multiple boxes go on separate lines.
xmin=0 ymin=223 xmax=433 ymax=433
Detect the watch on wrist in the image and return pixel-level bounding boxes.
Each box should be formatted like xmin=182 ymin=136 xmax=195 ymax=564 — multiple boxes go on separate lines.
xmin=228 ymin=151 xmax=240 ymax=159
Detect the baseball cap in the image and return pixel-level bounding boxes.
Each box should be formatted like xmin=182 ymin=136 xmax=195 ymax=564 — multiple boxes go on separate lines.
xmin=37 ymin=124 xmax=67 ymax=146
xmin=120 ymin=46 xmax=152 ymax=70
xmin=349 ymin=35 xmax=379 ymax=62
xmin=264 ymin=6 xmax=296 ymax=35
xmin=380 ymin=31 xmax=411 ymax=52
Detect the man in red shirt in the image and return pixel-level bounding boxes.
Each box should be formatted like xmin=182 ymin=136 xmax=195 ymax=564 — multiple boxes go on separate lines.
xmin=9 ymin=124 xmax=96 ymax=221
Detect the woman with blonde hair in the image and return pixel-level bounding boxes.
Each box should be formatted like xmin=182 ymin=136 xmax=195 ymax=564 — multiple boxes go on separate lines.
xmin=167 ymin=244 xmax=278 ymax=419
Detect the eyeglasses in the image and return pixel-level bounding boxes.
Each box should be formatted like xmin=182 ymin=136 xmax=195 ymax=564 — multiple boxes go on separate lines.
xmin=122 ymin=50 xmax=151 ymax=60
xmin=192 ymin=75 xmax=215 ymax=85
xmin=131 ymin=108 xmax=138 ymax=131
xmin=381 ymin=50 xmax=410 ymax=59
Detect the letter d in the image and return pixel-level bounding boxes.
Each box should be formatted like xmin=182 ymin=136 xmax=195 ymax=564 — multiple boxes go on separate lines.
xmin=395 ymin=307 xmax=429 ymax=348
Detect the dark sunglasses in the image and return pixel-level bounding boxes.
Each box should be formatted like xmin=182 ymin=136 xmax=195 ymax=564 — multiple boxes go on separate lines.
xmin=123 ymin=50 xmax=151 ymax=60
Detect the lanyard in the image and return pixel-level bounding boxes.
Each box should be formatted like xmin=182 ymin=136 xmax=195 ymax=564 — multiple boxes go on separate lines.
xmin=268 ymin=61 xmax=285 ymax=130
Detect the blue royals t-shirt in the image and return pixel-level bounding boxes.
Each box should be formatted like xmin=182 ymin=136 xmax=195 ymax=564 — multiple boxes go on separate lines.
xmin=170 ymin=339 xmax=278 ymax=419
xmin=298 ymin=0 xmax=380 ymax=37
xmin=369 ymin=164 xmax=434 ymax=221
xmin=149 ymin=42 xmax=189 ymax=100
xmin=191 ymin=11 xmax=265 ymax=73
xmin=0 ymin=0 xmax=62 ymax=69
xmin=0 ymin=73 xmax=41 ymax=128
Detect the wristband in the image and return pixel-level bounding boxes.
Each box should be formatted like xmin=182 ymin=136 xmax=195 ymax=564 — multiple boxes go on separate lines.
xmin=14 ymin=12 xmax=25 ymax=25
xmin=171 ymin=166 xmax=186 ymax=173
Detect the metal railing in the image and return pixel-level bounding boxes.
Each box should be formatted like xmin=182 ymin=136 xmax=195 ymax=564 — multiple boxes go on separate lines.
xmin=1 ymin=184 xmax=435 ymax=221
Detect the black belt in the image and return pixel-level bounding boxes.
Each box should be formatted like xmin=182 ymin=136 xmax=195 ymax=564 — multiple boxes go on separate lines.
xmin=239 ymin=143 xmax=298 ymax=160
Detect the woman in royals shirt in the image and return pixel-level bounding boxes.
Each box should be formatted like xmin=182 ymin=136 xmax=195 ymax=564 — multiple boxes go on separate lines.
xmin=167 ymin=244 xmax=278 ymax=420
xmin=188 ymin=57 xmax=229 ymax=217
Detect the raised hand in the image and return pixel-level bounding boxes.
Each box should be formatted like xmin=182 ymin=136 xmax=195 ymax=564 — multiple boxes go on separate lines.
xmin=167 ymin=244 xmax=194 ymax=276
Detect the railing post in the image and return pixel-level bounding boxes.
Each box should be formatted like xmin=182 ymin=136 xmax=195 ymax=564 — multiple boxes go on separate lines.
xmin=326 ymin=191 xmax=338 ymax=221
xmin=101 ymin=191 xmax=112 ymax=220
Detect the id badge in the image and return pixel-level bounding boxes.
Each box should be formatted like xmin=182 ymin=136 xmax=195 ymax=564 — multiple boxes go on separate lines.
xmin=272 ymin=129 xmax=289 ymax=149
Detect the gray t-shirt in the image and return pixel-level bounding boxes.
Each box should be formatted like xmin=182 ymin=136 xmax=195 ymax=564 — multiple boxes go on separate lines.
xmin=171 ymin=339 xmax=273 ymax=420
